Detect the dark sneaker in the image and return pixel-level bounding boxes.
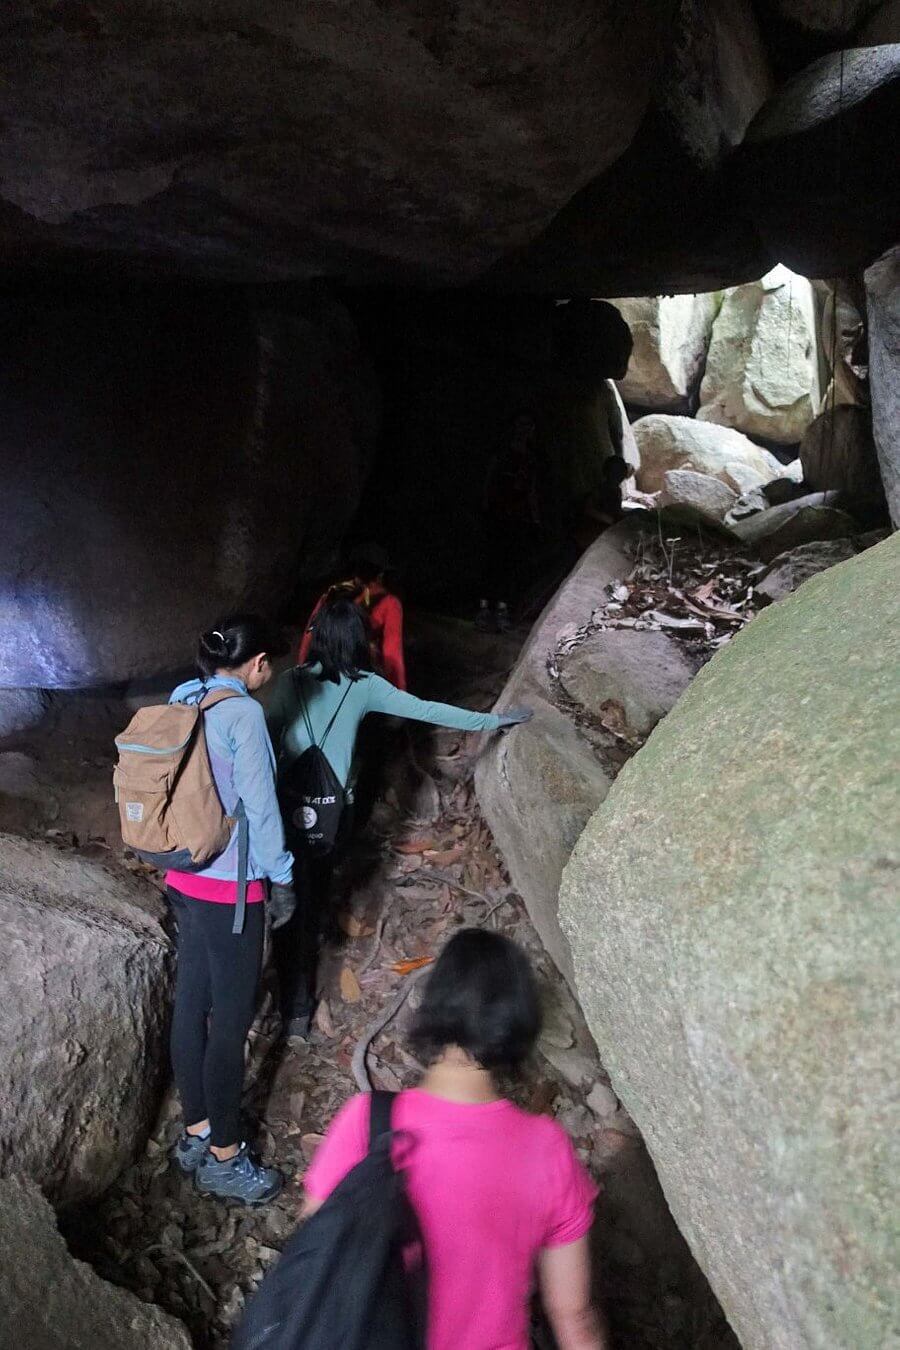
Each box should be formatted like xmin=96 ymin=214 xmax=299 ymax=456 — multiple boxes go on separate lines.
xmin=195 ymin=1143 xmax=283 ymax=1206
xmin=283 ymin=1012 xmax=313 ymax=1041
xmin=172 ymin=1130 xmax=209 ymax=1174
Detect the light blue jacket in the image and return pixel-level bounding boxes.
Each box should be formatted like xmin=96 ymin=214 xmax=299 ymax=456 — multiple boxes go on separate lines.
xmin=168 ymin=675 xmax=293 ymax=886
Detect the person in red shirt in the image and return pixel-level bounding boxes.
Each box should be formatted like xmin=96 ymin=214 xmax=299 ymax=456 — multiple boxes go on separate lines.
xmin=298 ymin=544 xmax=406 ymax=691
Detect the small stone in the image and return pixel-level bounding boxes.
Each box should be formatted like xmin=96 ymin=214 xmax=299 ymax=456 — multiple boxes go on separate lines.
xmin=586 ymin=1082 xmax=619 ymax=1118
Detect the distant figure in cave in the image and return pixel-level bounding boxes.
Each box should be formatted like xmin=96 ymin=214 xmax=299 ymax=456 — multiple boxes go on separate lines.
xmin=299 ymin=542 xmax=407 ymax=690
xmin=476 ymin=411 xmax=544 ymax=631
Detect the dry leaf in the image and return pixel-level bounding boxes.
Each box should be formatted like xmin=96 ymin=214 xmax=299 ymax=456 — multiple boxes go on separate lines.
xmin=391 ymin=956 xmax=434 ymax=975
xmin=314 ymin=999 xmax=335 ymax=1037
xmin=393 ymin=836 xmax=437 ymax=855
xmin=338 ymin=911 xmax=375 ymax=938
xmin=423 ymin=846 xmax=465 ymax=866
xmin=339 ymin=966 xmax=362 ymax=1003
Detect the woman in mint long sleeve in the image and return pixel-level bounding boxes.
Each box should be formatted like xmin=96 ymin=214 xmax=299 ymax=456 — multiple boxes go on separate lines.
xmin=267 ymin=596 xmax=531 ymax=1036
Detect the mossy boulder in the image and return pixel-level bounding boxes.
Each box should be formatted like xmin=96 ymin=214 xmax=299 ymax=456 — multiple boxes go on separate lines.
xmin=560 ymin=533 xmax=899 ymax=1349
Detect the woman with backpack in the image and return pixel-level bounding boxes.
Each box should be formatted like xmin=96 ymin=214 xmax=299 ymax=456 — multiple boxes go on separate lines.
xmin=301 ymin=928 xmax=607 ymax=1349
xmin=266 ymin=597 xmax=532 ymax=1038
xmin=165 ymin=615 xmax=298 ymax=1206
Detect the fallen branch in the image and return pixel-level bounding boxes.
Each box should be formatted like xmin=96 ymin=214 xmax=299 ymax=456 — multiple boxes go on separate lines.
xmin=143 ymin=1244 xmax=216 ymax=1303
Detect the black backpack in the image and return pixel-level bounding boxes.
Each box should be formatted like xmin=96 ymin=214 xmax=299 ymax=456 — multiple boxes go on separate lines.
xmin=279 ymin=671 xmax=353 ymax=857
xmin=231 ymin=1093 xmax=426 ymax=1350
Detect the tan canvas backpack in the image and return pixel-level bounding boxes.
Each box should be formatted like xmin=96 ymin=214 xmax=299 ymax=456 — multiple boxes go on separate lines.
xmin=114 ymin=688 xmax=250 ymax=929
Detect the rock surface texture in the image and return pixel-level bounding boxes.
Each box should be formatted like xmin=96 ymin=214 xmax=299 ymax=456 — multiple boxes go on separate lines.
xmin=0 ymin=0 xmax=663 ymax=286
xmin=613 ymin=294 xmax=720 ymax=411
xmin=474 ymin=528 xmax=641 ymax=984
xmin=659 ymin=469 xmax=738 ymax=525
xmin=0 ymin=835 xmax=172 ymax=1204
xmin=865 ymin=243 xmax=900 ymax=527
xmin=754 ymin=537 xmax=859 ymax=603
xmin=697 ymin=265 xmax=821 ymax=445
xmin=633 ymin=414 xmax=784 ymax=494
xmin=799 ymin=404 xmax=885 ymax=508
xmin=0 ymin=1176 xmax=191 ymax=1350
xmin=558 ymin=630 xmax=697 ymax=737
xmin=560 ymin=534 xmax=900 ymax=1350
xmin=0 ymin=291 xmax=377 ymax=686
xmin=730 ymin=491 xmax=858 ymax=560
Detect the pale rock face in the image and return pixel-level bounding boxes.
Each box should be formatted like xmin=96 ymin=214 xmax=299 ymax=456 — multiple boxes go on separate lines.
xmin=0 ymin=1176 xmax=191 ymax=1350
xmin=560 ymin=534 xmax=900 ymax=1350
xmin=697 ymin=265 xmax=821 ymax=445
xmin=755 ymin=537 xmax=859 ymax=603
xmin=730 ymin=491 xmax=857 ymax=561
xmin=0 ymin=834 xmax=172 ymax=1204
xmin=633 ymin=413 xmax=785 ymax=494
xmin=659 ymin=469 xmax=738 ymax=524
xmin=614 ymin=293 xmax=720 ymax=411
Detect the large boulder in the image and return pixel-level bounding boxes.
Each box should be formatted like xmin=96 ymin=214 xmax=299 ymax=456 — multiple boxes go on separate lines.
xmin=860 ymin=0 xmax=900 ymax=42
xmin=799 ymin=405 xmax=885 ymax=509
xmin=0 ymin=1176 xmax=191 ymax=1350
xmin=0 ymin=835 xmax=172 ymax=1204
xmin=0 ymin=291 xmax=377 ymax=687
xmin=865 ymin=243 xmax=900 ymax=528
xmin=475 ymin=528 xmax=641 ymax=983
xmin=612 ymin=294 xmax=721 ymax=412
xmin=476 ymin=522 xmax=701 ymax=986
xmin=736 ymin=46 xmax=900 ymax=280
xmin=0 ymin=0 xmax=663 ymax=286
xmin=697 ymin=265 xmax=821 ymax=445
xmin=730 ymin=490 xmax=858 ymax=560
xmin=560 ymin=534 xmax=900 ymax=1350
xmin=633 ymin=413 xmax=785 ymax=494
xmin=0 ymin=689 xmax=50 ymax=744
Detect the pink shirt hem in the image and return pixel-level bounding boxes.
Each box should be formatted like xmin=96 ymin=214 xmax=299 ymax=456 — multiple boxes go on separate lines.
xmin=166 ymin=871 xmax=266 ymax=904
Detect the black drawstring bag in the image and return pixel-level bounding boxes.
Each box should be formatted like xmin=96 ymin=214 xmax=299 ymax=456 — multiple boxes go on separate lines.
xmin=279 ymin=671 xmax=352 ymax=857
xmin=231 ymin=1093 xmax=426 ymax=1350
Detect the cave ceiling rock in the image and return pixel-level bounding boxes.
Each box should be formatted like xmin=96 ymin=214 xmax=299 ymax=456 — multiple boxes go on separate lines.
xmin=0 ymin=0 xmax=667 ymax=285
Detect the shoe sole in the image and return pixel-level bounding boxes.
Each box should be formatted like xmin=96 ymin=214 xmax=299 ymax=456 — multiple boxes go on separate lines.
xmin=193 ymin=1174 xmax=284 ymax=1207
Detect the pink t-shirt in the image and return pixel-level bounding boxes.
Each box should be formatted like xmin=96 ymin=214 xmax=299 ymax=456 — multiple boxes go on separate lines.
xmin=305 ymin=1089 xmax=598 ymax=1350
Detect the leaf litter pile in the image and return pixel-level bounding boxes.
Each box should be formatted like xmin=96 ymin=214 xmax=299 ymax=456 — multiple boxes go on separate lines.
xmin=61 ymin=601 xmax=736 ymax=1350
xmin=548 ymin=527 xmax=761 ymax=762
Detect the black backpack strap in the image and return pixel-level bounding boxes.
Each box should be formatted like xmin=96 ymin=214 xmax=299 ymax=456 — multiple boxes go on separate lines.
xmin=319 ymin=681 xmax=353 ymax=752
xmin=368 ymin=1090 xmax=395 ymax=1150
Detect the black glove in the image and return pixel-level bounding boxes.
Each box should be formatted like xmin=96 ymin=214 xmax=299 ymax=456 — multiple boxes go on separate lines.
xmin=268 ymin=882 xmax=297 ymax=930
xmin=496 ymin=706 xmax=534 ymax=727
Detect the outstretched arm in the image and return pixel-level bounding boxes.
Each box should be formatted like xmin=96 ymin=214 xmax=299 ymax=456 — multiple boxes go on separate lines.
xmin=365 ymin=674 xmax=503 ymax=733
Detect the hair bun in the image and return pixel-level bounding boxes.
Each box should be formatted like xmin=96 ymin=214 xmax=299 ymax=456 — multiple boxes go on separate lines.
xmin=201 ymin=628 xmax=229 ymax=655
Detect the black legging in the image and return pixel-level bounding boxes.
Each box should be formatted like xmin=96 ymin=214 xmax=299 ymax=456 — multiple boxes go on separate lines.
xmin=168 ymin=887 xmax=264 ymax=1147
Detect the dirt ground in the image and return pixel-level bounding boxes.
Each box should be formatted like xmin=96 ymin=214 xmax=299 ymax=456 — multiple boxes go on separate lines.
xmin=5 ymin=604 xmax=736 ymax=1349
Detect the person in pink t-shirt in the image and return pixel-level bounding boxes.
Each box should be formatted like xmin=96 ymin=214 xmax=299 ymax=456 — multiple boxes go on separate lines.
xmin=303 ymin=929 xmax=608 ymax=1350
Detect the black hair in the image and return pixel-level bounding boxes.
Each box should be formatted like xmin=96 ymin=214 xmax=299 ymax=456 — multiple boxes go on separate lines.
xmin=346 ymin=542 xmax=390 ymax=584
xmin=409 ymin=928 xmax=542 ymax=1074
xmin=305 ymin=596 xmax=373 ymax=684
xmin=197 ymin=613 xmax=288 ymax=679
xmin=602 ymin=455 xmax=631 ymax=483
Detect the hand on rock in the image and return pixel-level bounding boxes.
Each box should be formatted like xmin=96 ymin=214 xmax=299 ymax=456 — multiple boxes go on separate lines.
xmin=268 ymin=882 xmax=297 ymax=930
xmin=497 ymin=706 xmax=533 ymax=727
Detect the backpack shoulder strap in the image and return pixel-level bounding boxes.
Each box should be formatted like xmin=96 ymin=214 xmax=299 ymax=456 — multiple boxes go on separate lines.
xmin=319 ymin=680 xmax=353 ymax=752
xmin=199 ymin=687 xmax=246 ymax=709
xmin=368 ymin=1091 xmax=395 ymax=1151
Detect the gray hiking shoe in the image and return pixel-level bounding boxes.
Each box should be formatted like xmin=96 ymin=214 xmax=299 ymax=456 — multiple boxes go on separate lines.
xmin=195 ymin=1142 xmax=283 ymax=1206
xmin=173 ymin=1130 xmax=210 ymax=1174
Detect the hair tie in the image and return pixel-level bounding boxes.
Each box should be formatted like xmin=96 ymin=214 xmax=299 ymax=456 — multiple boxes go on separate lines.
xmin=212 ymin=631 xmax=225 ymax=641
